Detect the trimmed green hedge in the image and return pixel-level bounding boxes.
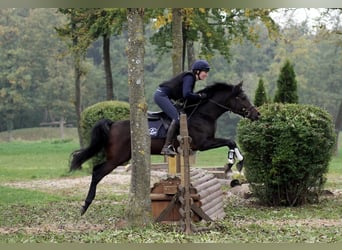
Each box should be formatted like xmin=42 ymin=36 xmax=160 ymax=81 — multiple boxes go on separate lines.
xmin=80 ymin=100 xmax=130 ymax=167
xmin=237 ymin=103 xmax=335 ymax=206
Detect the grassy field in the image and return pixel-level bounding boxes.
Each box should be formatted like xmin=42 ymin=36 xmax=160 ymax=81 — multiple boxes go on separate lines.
xmin=0 ymin=128 xmax=341 ymax=243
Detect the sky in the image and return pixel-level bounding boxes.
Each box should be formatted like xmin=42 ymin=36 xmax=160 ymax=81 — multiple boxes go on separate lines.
xmin=270 ymin=8 xmax=323 ymax=28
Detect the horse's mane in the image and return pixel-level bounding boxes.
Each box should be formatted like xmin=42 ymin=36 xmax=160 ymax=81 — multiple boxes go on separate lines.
xmin=197 ymin=82 xmax=240 ymax=97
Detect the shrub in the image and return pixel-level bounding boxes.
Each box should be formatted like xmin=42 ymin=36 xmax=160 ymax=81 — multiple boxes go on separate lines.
xmin=80 ymin=100 xmax=130 ymax=167
xmin=254 ymin=78 xmax=268 ymax=107
xmin=273 ymin=59 xmax=298 ymax=104
xmin=237 ymin=103 xmax=335 ymax=206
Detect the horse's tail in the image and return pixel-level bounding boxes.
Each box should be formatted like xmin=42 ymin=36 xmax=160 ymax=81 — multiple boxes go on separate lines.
xmin=69 ymin=119 xmax=113 ymax=171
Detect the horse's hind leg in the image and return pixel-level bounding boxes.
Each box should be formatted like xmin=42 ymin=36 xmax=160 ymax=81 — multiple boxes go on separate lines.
xmin=81 ymin=162 xmax=114 ymax=215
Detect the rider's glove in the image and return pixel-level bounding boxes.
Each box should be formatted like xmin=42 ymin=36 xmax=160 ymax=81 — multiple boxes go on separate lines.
xmin=198 ymin=93 xmax=207 ymax=99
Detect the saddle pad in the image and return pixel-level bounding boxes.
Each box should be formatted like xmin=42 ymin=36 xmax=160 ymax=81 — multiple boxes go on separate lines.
xmin=148 ymin=119 xmax=167 ymax=139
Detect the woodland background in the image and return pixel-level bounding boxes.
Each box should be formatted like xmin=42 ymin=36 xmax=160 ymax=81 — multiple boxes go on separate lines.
xmin=0 ymin=8 xmax=341 ymax=141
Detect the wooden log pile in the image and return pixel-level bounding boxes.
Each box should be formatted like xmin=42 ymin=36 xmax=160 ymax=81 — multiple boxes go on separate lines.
xmin=150 ymin=168 xmax=225 ymax=222
xmin=190 ymin=168 xmax=225 ymax=220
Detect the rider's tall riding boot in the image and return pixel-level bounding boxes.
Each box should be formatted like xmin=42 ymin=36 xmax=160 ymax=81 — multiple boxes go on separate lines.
xmin=161 ymin=119 xmax=178 ymax=156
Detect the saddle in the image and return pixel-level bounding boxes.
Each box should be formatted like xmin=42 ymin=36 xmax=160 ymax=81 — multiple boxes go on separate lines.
xmin=147 ymin=111 xmax=171 ymax=138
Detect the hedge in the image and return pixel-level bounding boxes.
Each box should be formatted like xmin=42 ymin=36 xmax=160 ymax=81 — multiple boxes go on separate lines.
xmin=80 ymin=100 xmax=130 ymax=167
xmin=237 ymin=103 xmax=336 ymax=206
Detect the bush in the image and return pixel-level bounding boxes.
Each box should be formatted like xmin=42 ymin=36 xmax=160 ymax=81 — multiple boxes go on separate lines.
xmin=254 ymin=78 xmax=268 ymax=107
xmin=80 ymin=100 xmax=130 ymax=167
xmin=237 ymin=103 xmax=335 ymax=206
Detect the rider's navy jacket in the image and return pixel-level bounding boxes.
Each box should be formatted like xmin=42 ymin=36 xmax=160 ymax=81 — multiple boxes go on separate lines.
xmin=159 ymin=71 xmax=201 ymax=102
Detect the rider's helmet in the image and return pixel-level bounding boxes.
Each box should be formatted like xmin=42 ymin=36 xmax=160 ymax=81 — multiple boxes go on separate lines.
xmin=191 ymin=59 xmax=210 ymax=72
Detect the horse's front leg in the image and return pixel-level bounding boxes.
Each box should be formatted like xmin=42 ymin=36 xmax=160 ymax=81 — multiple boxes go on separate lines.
xmin=196 ymin=137 xmax=244 ymax=172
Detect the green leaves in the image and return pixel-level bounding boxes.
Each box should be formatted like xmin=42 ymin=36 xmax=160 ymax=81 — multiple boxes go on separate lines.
xmin=80 ymin=100 xmax=130 ymax=167
xmin=149 ymin=8 xmax=277 ymax=62
xmin=274 ymin=60 xmax=298 ymax=104
xmin=238 ymin=103 xmax=336 ymax=206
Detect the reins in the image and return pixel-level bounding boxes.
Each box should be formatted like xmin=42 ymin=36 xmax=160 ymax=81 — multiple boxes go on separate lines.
xmin=182 ymin=98 xmax=231 ymax=120
xmin=181 ymin=100 xmax=202 ymax=120
xmin=208 ymin=98 xmax=232 ymax=112
xmin=184 ymin=97 xmax=255 ymax=119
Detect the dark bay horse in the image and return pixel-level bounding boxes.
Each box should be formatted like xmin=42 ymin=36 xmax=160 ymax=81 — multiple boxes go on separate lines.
xmin=70 ymin=81 xmax=260 ymax=215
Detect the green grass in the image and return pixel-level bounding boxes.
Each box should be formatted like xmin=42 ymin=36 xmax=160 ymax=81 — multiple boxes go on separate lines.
xmin=0 ymin=186 xmax=62 ymax=205
xmin=0 ymin=139 xmax=84 ymax=181
xmin=0 ymin=128 xmax=341 ymax=243
xmin=0 ymin=128 xmax=341 ymax=183
xmin=0 ymin=195 xmax=341 ymax=243
xmin=0 ymin=127 xmax=78 ymax=142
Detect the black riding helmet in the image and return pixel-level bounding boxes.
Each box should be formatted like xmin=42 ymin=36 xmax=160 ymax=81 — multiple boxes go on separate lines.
xmin=191 ymin=59 xmax=210 ymax=72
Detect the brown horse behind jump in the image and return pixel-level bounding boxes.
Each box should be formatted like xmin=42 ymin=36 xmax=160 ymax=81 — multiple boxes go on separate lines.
xmin=70 ymin=81 xmax=260 ymax=215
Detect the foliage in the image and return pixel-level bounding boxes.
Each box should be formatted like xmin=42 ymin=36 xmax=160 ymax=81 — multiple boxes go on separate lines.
xmin=149 ymin=8 xmax=278 ymax=63
xmin=80 ymin=100 xmax=130 ymax=166
xmin=0 ymin=8 xmax=341 ymax=155
xmin=237 ymin=103 xmax=336 ymax=206
xmin=274 ymin=59 xmax=298 ymax=103
xmin=254 ymin=78 xmax=268 ymax=107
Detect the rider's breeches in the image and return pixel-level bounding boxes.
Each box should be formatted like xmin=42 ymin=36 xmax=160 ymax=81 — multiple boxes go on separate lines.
xmin=154 ymin=87 xmax=179 ymax=122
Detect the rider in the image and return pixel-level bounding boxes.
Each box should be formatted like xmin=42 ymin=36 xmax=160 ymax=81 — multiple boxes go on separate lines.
xmin=154 ymin=59 xmax=210 ymax=156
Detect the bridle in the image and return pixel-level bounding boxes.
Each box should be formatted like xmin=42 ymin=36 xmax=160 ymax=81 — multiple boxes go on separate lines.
xmin=182 ymin=92 xmax=256 ymax=119
xmin=208 ymin=97 xmax=255 ymax=118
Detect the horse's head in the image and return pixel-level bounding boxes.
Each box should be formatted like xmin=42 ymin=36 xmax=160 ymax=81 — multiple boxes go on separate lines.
xmin=227 ymin=82 xmax=260 ymax=121
xmin=195 ymin=81 xmax=260 ymax=121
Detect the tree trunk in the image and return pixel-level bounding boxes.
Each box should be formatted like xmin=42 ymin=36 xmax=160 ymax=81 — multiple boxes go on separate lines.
xmin=71 ymin=15 xmax=83 ymax=147
xmin=187 ymin=40 xmax=195 ymax=70
xmin=126 ymin=8 xmax=152 ymax=227
xmin=172 ymin=8 xmax=183 ymax=75
xmin=74 ymin=64 xmax=82 ymax=146
xmin=103 ymin=34 xmax=114 ymax=100
xmin=59 ymin=116 xmax=65 ymax=139
xmin=6 ymin=118 xmax=13 ymax=142
xmin=334 ymin=100 xmax=342 ymax=155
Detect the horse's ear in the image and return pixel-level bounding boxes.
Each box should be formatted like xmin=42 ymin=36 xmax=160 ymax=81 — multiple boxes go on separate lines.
xmin=232 ymin=81 xmax=243 ymax=96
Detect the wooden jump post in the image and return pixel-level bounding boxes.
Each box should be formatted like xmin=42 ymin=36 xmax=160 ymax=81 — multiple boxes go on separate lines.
xmin=150 ymin=113 xmax=217 ymax=233
xmin=178 ymin=113 xmax=192 ymax=234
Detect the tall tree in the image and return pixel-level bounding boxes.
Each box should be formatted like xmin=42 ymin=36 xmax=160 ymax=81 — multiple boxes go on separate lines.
xmin=0 ymin=9 xmax=33 ymax=140
xmin=26 ymin=9 xmax=75 ymax=137
xmin=56 ymin=8 xmax=93 ymax=146
xmin=78 ymin=9 xmax=127 ymax=100
xmin=172 ymin=8 xmax=183 ymax=74
xmin=150 ymin=8 xmax=277 ymax=65
xmin=316 ymin=8 xmax=342 ymax=154
xmin=126 ymin=8 xmax=152 ymax=227
xmin=274 ymin=59 xmax=298 ymax=104
xmin=254 ymin=78 xmax=268 ymax=107
xmin=335 ymin=101 xmax=342 ymax=155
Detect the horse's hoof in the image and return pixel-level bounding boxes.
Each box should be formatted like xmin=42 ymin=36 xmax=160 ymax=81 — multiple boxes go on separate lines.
xmin=230 ymin=179 xmax=241 ymax=187
xmin=80 ymin=206 xmax=87 ymax=216
xmin=224 ymin=163 xmax=233 ymax=173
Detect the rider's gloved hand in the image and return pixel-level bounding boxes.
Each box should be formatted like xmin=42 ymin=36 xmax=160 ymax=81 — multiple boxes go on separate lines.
xmin=198 ymin=93 xmax=207 ymax=99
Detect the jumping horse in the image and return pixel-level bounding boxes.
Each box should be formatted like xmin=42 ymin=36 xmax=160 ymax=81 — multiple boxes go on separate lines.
xmin=70 ymin=81 xmax=260 ymax=215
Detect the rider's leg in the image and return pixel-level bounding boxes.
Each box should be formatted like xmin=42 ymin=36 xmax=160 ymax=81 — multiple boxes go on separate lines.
xmin=154 ymin=88 xmax=180 ymax=156
xmin=161 ymin=119 xmax=179 ymax=156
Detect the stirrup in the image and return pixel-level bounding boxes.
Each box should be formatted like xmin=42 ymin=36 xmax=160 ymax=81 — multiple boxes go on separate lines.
xmin=161 ymin=145 xmax=177 ymax=156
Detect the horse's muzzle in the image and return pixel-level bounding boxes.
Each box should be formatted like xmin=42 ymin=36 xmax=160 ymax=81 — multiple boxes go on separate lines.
xmin=246 ymin=107 xmax=260 ymax=121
